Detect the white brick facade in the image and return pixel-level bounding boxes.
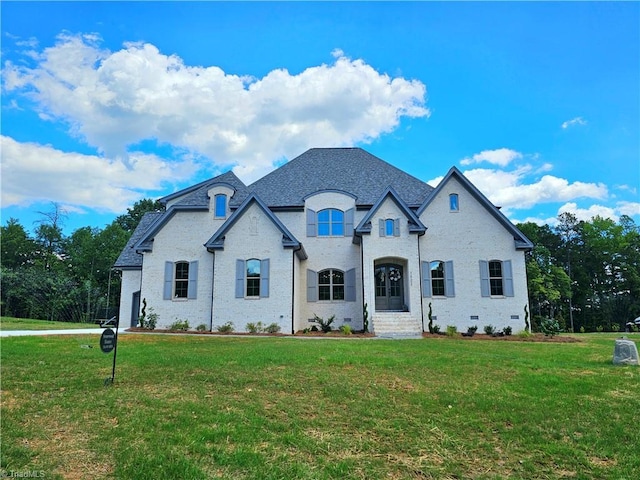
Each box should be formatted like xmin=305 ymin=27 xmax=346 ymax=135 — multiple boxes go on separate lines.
xmin=115 ymin=148 xmax=531 ymax=336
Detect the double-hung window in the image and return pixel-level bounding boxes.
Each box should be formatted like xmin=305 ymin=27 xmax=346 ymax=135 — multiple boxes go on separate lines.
xmin=421 ymin=260 xmax=455 ymax=297
xmin=430 ymin=261 xmax=445 ymax=296
xmin=163 ymin=261 xmax=198 ymax=300
xmin=479 ymin=260 xmax=514 ymax=297
xmin=235 ymin=259 xmax=270 ymax=298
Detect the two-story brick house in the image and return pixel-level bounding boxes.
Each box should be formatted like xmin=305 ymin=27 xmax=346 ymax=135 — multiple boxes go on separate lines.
xmin=114 ymin=148 xmax=532 ymax=336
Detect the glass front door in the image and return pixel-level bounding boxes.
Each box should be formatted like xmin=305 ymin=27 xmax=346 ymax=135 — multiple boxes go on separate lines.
xmin=374 ymin=264 xmax=404 ymax=311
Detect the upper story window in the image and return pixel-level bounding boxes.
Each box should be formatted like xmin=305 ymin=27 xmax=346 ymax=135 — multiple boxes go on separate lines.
xmin=214 ymin=194 xmax=227 ymax=218
xmin=449 ymin=193 xmax=459 ymax=212
xmin=317 ymin=209 xmax=344 ymax=236
xmin=318 ymin=269 xmax=345 ymax=301
xmin=379 ymin=218 xmax=400 ymax=237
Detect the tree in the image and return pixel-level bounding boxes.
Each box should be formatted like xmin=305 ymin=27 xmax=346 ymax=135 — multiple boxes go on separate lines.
xmin=555 ymin=212 xmax=579 ymax=332
xmin=114 ymin=198 xmax=164 ymax=233
xmin=0 ymin=218 xmax=36 ymax=269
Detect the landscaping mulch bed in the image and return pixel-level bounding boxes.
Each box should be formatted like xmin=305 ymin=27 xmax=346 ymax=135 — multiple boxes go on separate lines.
xmin=422 ymin=332 xmax=582 ymax=343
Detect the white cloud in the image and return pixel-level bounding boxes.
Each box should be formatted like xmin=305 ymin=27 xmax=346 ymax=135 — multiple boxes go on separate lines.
xmin=4 ymin=33 xmax=429 ymax=183
xmin=0 ymin=135 xmax=198 ymax=212
xmin=557 ymin=202 xmax=619 ymax=222
xmin=463 ymin=168 xmax=608 ymax=210
xmin=460 ymin=148 xmax=523 ymax=167
xmin=561 ymin=116 xmax=587 ymax=129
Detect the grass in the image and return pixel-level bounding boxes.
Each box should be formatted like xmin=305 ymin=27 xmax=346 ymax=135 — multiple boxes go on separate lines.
xmin=1 ymin=332 xmax=639 ymax=479
xmin=0 ymin=316 xmax=100 ymax=331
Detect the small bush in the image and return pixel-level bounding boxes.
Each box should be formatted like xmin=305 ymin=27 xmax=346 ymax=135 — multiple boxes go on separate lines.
xmin=483 ymin=324 xmax=495 ymax=335
xmin=611 ymin=323 xmax=620 ymax=332
xmin=265 ymin=322 xmax=281 ymax=334
xmin=540 ymin=318 xmax=561 ymax=337
xmin=140 ymin=307 xmax=158 ymax=330
xmin=169 ymin=319 xmax=190 ymax=331
xmin=517 ymin=330 xmax=532 ymax=338
xmin=580 ymin=325 xmax=586 ymax=333
xmin=503 ymin=325 xmax=512 ymax=336
xmin=217 ymin=322 xmax=234 ymax=333
xmin=310 ymin=325 xmax=319 ymax=332
xmin=246 ymin=322 xmax=264 ymax=334
xmin=313 ymin=314 xmax=335 ymax=333
xmin=446 ymin=325 xmax=457 ymax=337
xmin=432 ymin=324 xmax=441 ymax=334
xmin=340 ymin=324 xmax=353 ymax=335
xmin=596 ymin=325 xmax=604 ymax=333
xmin=196 ymin=324 xmax=207 ymax=332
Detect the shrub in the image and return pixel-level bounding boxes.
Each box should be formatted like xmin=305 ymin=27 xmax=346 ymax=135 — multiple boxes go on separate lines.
xmin=596 ymin=325 xmax=604 ymax=333
xmin=196 ymin=324 xmax=207 ymax=332
xmin=246 ymin=322 xmax=264 ymax=334
xmin=312 ymin=314 xmax=335 ymax=333
xmin=340 ymin=324 xmax=353 ymax=335
xmin=540 ymin=318 xmax=561 ymax=337
xmin=580 ymin=326 xmax=586 ymax=333
xmin=611 ymin=323 xmax=620 ymax=332
xmin=503 ymin=325 xmax=512 ymax=336
xmin=483 ymin=324 xmax=495 ymax=335
xmin=446 ymin=325 xmax=457 ymax=337
xmin=169 ymin=319 xmax=190 ymax=332
xmin=265 ymin=322 xmax=281 ymax=334
xmin=140 ymin=307 xmax=158 ymax=330
xmin=432 ymin=324 xmax=441 ymax=334
xmin=468 ymin=325 xmax=478 ymax=334
xmin=310 ymin=325 xmax=319 ymax=332
xmin=517 ymin=330 xmax=532 ymax=338
xmin=217 ymin=322 xmax=234 ymax=333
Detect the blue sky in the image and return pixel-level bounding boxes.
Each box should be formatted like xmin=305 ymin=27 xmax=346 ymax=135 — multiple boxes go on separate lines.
xmin=2 ymin=1 xmax=639 ymax=234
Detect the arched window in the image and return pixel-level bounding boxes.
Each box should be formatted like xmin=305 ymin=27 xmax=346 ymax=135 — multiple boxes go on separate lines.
xmin=489 ymin=260 xmax=503 ymax=296
xmin=174 ymin=261 xmax=189 ymax=298
xmin=317 ymin=209 xmax=345 ymax=236
xmin=318 ymin=269 xmax=345 ymax=301
xmin=449 ymin=193 xmax=459 ymax=212
xmin=246 ymin=259 xmax=261 ymax=297
xmin=430 ymin=261 xmax=445 ymax=296
xmin=214 ymin=194 xmax=227 ymax=218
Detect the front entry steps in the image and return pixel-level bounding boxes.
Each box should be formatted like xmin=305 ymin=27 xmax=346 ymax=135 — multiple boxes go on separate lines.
xmin=373 ymin=312 xmax=423 ymax=338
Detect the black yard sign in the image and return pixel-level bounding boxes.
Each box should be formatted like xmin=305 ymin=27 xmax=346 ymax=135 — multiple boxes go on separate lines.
xmin=100 ymin=320 xmax=120 ymax=386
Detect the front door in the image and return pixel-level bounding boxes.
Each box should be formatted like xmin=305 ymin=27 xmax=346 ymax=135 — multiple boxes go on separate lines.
xmin=375 ymin=264 xmax=404 ymax=311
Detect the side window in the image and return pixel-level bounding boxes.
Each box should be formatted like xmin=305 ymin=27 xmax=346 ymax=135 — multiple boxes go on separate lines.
xmin=430 ymin=261 xmax=445 ymax=296
xmin=489 ymin=260 xmax=503 ymax=296
xmin=214 ymin=194 xmax=227 ymax=218
xmin=246 ymin=259 xmax=261 ymax=297
xmin=164 ymin=261 xmax=198 ymax=300
xmin=449 ymin=193 xmax=459 ymax=212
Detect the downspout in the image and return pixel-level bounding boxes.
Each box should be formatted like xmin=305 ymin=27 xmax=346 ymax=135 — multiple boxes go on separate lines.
xmin=359 ymin=234 xmax=366 ymax=332
xmin=417 ymin=230 xmax=426 ymax=333
xmin=291 ymin=247 xmax=301 ymax=335
xmin=210 ymin=252 xmax=215 ymax=332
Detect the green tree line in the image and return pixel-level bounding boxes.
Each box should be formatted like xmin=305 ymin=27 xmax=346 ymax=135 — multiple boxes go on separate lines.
xmin=517 ymin=213 xmax=640 ymax=332
xmin=1 ymin=200 xmax=163 ymax=323
xmin=1 ymin=202 xmax=639 ymax=331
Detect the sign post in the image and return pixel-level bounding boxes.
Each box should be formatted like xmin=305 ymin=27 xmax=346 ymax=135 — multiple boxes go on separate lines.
xmin=100 ymin=318 xmax=120 ymax=386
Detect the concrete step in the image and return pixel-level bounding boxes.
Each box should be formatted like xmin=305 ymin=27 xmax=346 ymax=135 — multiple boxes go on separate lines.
xmin=373 ymin=313 xmax=423 ymax=337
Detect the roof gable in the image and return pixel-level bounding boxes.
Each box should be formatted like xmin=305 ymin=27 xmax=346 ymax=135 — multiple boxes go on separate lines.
xmin=205 ymin=193 xmax=307 ymax=259
xmin=240 ymin=148 xmax=433 ymax=208
xmin=418 ymin=167 xmax=533 ymax=250
xmin=161 ymin=171 xmax=248 ymax=207
xmin=113 ymin=211 xmax=164 ymax=269
xmin=355 ymin=186 xmax=427 ymax=236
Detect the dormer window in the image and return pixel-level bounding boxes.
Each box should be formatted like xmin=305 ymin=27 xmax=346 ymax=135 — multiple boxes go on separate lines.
xmin=449 ymin=194 xmax=459 ymax=212
xmin=214 ymin=194 xmax=227 ymax=218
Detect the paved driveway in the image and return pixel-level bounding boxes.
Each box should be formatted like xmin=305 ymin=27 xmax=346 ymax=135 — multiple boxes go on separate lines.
xmin=0 ymin=328 xmax=128 ymax=337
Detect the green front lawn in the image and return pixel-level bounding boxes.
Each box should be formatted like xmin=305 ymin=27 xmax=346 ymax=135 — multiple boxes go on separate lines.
xmin=1 ymin=333 xmax=638 ymax=479
xmin=0 ymin=316 xmax=100 ymax=331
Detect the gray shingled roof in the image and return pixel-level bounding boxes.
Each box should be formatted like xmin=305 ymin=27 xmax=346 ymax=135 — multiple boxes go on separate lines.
xmin=240 ymin=148 xmax=433 ymax=208
xmin=113 ymin=212 xmax=164 ymax=268
xmin=169 ymin=171 xmax=249 ymax=208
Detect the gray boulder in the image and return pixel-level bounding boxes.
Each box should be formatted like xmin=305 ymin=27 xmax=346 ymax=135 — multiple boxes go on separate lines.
xmin=613 ymin=339 xmax=639 ymax=366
